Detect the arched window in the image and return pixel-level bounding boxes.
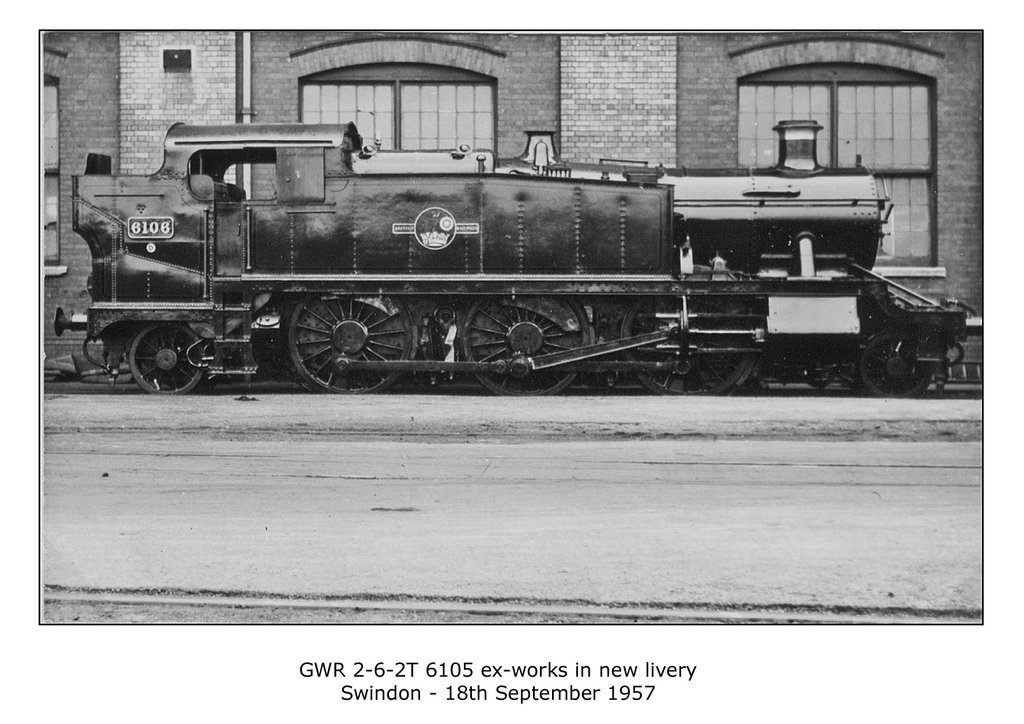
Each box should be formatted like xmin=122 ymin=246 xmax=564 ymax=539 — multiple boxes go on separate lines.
xmin=44 ymin=75 xmax=60 ymax=265
xmin=300 ymin=63 xmax=496 ymax=151
xmin=739 ymin=64 xmax=935 ymax=265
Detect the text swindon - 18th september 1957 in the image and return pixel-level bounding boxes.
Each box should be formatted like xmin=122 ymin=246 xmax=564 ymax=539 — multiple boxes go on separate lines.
xmin=299 ymin=660 xmax=697 ymax=705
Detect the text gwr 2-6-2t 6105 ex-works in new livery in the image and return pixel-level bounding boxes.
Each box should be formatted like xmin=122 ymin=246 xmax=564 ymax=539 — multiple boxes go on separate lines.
xmin=57 ymin=119 xmax=975 ymax=396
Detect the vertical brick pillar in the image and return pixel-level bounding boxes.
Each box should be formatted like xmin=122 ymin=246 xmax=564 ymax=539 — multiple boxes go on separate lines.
xmin=560 ymin=35 xmax=677 ymax=164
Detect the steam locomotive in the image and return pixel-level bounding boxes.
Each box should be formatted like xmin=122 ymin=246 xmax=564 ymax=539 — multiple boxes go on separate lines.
xmin=57 ymin=120 xmax=969 ymax=396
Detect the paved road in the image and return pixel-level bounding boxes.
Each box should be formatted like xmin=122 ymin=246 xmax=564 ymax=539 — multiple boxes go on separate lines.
xmin=42 ymin=392 xmax=982 ymax=620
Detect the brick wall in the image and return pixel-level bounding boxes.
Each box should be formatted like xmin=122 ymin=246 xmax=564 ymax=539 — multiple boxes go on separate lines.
xmin=560 ymin=35 xmax=677 ymax=164
xmin=119 ymin=32 xmax=237 ymax=175
xmin=42 ymin=33 xmax=119 ymax=361
xmin=931 ymin=33 xmax=983 ymax=316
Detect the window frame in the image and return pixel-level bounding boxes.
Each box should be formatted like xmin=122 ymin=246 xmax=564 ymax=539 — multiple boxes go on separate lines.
xmin=299 ymin=63 xmax=498 ymax=152
xmin=44 ymin=75 xmax=60 ymax=266
xmin=738 ymin=64 xmax=938 ymax=266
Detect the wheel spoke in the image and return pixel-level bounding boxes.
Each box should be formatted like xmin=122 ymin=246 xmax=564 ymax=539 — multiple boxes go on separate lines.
xmin=303 ymin=307 xmax=333 ymax=328
xmin=366 ymin=312 xmax=400 ymax=330
xmin=312 ymin=355 xmax=333 ymax=380
xmin=478 ymin=308 xmax=511 ymax=331
xmin=368 ymin=340 xmax=403 ymax=353
xmin=297 ymin=323 xmax=331 ymax=337
xmin=323 ymin=300 xmax=342 ymax=324
xmin=300 ymin=345 xmax=331 ymax=363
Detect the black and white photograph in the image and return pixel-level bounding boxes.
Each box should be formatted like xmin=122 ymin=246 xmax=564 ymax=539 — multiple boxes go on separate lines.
xmin=30 ymin=24 xmax=994 ymax=721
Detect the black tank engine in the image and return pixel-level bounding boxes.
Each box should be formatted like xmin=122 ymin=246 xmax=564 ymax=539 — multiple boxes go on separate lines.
xmin=59 ymin=120 xmax=969 ymax=396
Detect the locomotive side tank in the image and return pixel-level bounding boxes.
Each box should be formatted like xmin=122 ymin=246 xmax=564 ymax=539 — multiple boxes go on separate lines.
xmin=63 ymin=120 xmax=968 ymax=397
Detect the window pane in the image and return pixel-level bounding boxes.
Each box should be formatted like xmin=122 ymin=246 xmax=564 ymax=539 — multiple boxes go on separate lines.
xmin=879 ymin=176 xmax=931 ymax=261
xmin=376 ymin=112 xmax=394 ymax=148
xmin=438 ymin=86 xmax=456 ymax=112
xmin=475 ymin=85 xmax=492 ymax=111
xmin=323 ymin=85 xmax=340 ymax=124
xmin=875 ymin=111 xmax=893 ymax=139
xmin=774 ymin=85 xmax=791 ymax=114
xmin=858 ymin=139 xmax=874 ymax=167
xmin=302 ymin=85 xmax=320 ymax=123
xmin=738 ymin=138 xmax=757 ymax=167
xmin=875 ymin=139 xmax=893 ymax=167
xmin=421 ymin=85 xmax=437 ymax=112
xmin=838 ymin=86 xmax=855 ymax=114
xmin=44 ymin=84 xmax=59 ymax=168
xmin=402 ymin=112 xmax=420 ymax=146
xmin=893 ymin=86 xmax=911 ymax=114
xmin=910 ymin=139 xmax=930 ymax=167
xmin=893 ymin=137 xmax=911 ymax=166
xmin=420 ymin=112 xmax=438 ymax=140
xmin=356 ymin=85 xmax=374 ymax=110
xmin=374 ymin=85 xmax=392 ymax=112
xmin=438 ymin=112 xmax=456 ymax=146
xmin=456 ymin=112 xmax=473 ymax=142
xmin=339 ymin=86 xmax=356 ymax=117
xmin=475 ymin=112 xmax=492 ymax=144
xmin=875 ymin=86 xmax=892 ymax=115
xmin=738 ymin=111 xmax=756 ymax=145
xmin=44 ymin=174 xmax=59 ymax=263
xmin=738 ymin=85 xmax=755 ymax=114
xmin=792 ymin=86 xmax=810 ymax=117
xmin=910 ymin=86 xmax=928 ymax=114
xmin=856 ymin=86 xmax=874 ymax=114
xmin=810 ymin=86 xmax=829 ymax=115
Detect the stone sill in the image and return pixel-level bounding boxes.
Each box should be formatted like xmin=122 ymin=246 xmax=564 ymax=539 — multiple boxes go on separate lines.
xmin=44 ymin=265 xmax=68 ymax=277
xmin=871 ymin=266 xmax=946 ymax=279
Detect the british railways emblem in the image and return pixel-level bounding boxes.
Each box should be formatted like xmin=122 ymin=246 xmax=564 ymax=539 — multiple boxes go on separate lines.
xmin=392 ymin=207 xmax=480 ymax=250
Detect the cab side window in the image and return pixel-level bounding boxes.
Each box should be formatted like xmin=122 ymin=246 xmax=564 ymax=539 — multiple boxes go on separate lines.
xmin=187 ymin=148 xmax=277 ymax=202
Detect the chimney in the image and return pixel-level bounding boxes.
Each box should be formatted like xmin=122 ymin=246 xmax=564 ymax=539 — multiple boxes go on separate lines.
xmin=773 ymin=120 xmax=823 ymax=174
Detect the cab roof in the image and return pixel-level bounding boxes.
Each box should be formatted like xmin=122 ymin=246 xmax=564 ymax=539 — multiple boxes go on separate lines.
xmin=164 ymin=122 xmax=350 ymax=150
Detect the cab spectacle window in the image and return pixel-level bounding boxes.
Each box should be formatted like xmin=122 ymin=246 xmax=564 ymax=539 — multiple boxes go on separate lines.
xmin=739 ymin=65 xmax=935 ymax=264
xmin=300 ymin=64 xmax=496 ymax=151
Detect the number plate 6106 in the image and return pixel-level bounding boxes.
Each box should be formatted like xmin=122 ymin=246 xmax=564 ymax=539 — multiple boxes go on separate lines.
xmin=127 ymin=217 xmax=175 ymax=240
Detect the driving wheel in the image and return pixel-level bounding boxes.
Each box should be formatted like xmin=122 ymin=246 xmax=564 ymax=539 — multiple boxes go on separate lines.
xmin=289 ymin=295 xmax=413 ymax=393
